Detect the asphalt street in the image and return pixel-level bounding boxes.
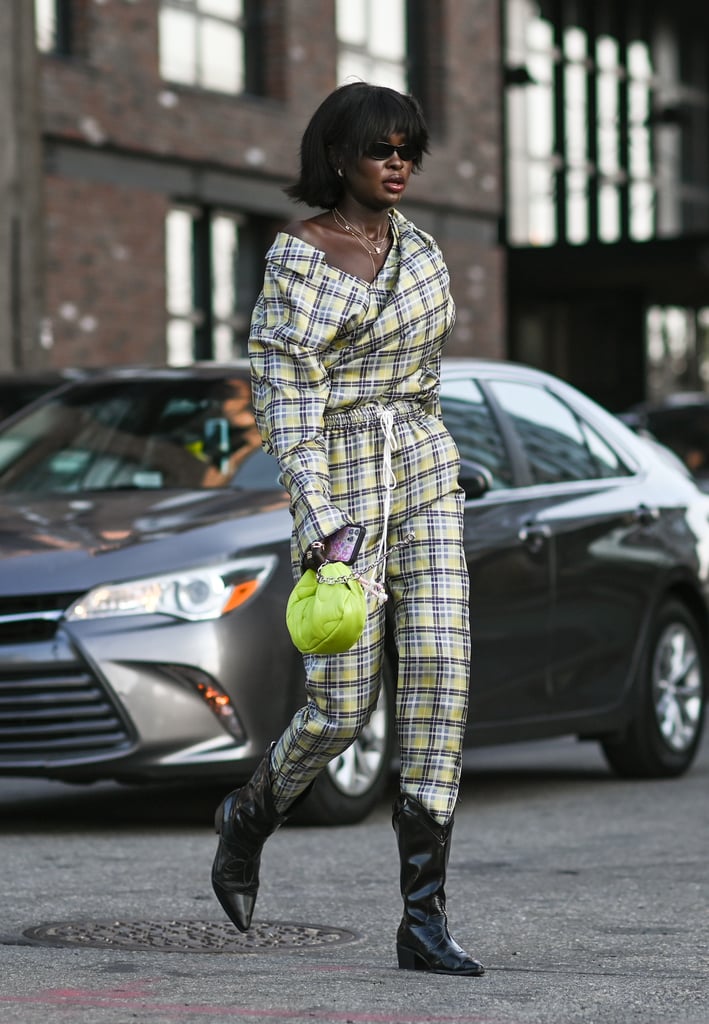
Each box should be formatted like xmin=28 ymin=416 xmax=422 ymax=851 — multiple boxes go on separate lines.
xmin=0 ymin=734 xmax=707 ymax=1024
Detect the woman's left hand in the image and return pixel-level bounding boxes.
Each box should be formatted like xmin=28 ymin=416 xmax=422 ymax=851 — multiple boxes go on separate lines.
xmin=301 ymin=541 xmax=328 ymax=574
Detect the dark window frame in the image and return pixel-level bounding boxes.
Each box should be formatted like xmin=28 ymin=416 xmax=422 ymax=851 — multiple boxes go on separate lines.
xmin=35 ymin=0 xmax=73 ymax=56
xmin=158 ymin=0 xmax=274 ymax=99
xmin=166 ymin=205 xmax=274 ymax=365
xmin=406 ymin=0 xmax=446 ymax=137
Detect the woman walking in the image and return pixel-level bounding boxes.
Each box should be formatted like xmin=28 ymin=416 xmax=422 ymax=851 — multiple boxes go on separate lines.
xmin=211 ymin=81 xmax=484 ymax=978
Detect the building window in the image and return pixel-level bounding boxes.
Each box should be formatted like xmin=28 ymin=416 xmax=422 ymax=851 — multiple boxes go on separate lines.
xmin=165 ymin=207 xmax=267 ymax=365
xmin=646 ymin=306 xmax=709 ymax=401
xmin=35 ymin=0 xmax=71 ymax=54
xmin=336 ymin=0 xmax=408 ymax=92
xmin=627 ymin=41 xmax=654 ymax=243
xmin=159 ymin=0 xmax=264 ymax=96
xmin=334 ymin=0 xmax=444 ymax=132
xmin=506 ymin=7 xmax=557 ymax=246
xmin=504 ymin=0 xmax=709 ymax=247
xmin=562 ymin=28 xmax=588 ymax=245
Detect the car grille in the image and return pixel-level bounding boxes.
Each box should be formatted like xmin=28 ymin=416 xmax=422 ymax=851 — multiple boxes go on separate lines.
xmin=0 ymin=668 xmax=131 ymax=761
xmin=0 ymin=594 xmax=132 ymax=762
xmin=0 ymin=592 xmax=82 ymax=645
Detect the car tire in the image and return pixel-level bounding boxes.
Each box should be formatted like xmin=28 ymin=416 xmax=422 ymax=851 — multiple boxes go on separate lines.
xmin=601 ymin=598 xmax=707 ymax=778
xmin=291 ymin=659 xmax=397 ymax=826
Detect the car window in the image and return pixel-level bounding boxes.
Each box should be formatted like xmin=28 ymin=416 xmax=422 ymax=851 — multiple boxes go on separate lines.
xmin=440 ymin=378 xmax=514 ymax=489
xmin=488 ymin=380 xmax=601 ymax=484
xmin=0 ymin=377 xmax=275 ymax=495
xmin=580 ymin=420 xmax=631 ymax=478
xmin=0 ymin=382 xmax=59 ymax=421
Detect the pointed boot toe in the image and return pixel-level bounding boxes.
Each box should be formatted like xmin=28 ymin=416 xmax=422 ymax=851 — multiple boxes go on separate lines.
xmin=396 ymin=941 xmax=485 ymax=976
xmin=210 ymin=748 xmax=314 ymax=933
xmin=211 ymin=795 xmax=267 ymax=932
xmin=211 ymin=873 xmax=256 ymax=933
xmin=210 ymin=749 xmax=286 ymax=932
xmin=396 ymin=917 xmax=485 ymax=976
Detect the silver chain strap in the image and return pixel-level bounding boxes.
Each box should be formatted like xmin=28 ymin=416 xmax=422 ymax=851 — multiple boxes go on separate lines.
xmin=316 ymin=531 xmax=415 ymax=601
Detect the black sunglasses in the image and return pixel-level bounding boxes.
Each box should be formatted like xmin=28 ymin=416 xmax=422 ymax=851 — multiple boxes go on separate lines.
xmin=364 ymin=141 xmax=419 ymax=162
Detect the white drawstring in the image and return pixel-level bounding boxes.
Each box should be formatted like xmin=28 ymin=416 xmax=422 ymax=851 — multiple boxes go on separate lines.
xmin=318 ymin=403 xmax=415 ymax=604
xmin=317 ymin=403 xmax=415 ymax=605
xmin=365 ymin=406 xmax=399 ymax=604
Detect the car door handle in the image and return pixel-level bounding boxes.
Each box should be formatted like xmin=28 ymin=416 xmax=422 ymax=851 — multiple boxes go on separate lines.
xmin=633 ymin=504 xmax=660 ymax=527
xmin=518 ymin=522 xmax=551 ymax=553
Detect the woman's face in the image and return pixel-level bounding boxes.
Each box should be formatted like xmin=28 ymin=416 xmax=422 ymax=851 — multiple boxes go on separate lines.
xmin=343 ymin=132 xmax=416 ymax=211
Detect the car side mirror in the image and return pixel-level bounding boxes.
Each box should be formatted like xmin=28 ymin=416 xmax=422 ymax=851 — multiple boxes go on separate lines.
xmin=458 ymin=460 xmax=493 ymax=499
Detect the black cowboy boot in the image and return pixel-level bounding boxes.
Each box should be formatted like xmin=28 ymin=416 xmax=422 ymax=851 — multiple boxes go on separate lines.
xmin=212 ymin=746 xmax=288 ymax=932
xmin=392 ymin=794 xmax=485 ymax=976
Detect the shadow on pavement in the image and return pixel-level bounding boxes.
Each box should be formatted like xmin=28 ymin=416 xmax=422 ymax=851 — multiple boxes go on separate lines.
xmin=0 ymin=737 xmax=623 ymax=834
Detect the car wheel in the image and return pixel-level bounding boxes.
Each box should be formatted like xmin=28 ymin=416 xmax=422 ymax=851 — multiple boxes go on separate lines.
xmin=292 ymin=660 xmax=396 ymax=826
xmin=601 ymin=598 xmax=707 ymax=778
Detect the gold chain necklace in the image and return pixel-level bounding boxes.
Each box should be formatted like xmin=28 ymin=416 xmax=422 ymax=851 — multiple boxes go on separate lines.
xmin=331 ymin=208 xmax=391 ymax=254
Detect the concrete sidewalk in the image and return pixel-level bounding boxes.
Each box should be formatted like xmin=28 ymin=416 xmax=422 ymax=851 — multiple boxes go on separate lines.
xmin=0 ymin=737 xmax=707 ymax=1024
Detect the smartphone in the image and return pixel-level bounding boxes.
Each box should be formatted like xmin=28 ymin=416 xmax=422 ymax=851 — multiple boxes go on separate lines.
xmin=325 ymin=524 xmax=366 ymax=565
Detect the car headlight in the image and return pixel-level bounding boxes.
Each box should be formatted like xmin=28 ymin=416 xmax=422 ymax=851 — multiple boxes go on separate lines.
xmin=65 ymin=556 xmax=277 ymax=622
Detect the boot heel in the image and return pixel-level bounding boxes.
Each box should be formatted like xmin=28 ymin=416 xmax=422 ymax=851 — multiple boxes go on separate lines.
xmin=397 ymin=944 xmax=426 ymax=971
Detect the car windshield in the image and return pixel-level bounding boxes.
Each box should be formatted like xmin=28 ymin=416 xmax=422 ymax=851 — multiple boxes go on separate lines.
xmin=0 ymin=376 xmax=280 ymax=495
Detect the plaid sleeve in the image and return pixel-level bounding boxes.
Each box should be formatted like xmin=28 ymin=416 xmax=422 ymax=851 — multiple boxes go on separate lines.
xmin=248 ymin=244 xmax=353 ymax=551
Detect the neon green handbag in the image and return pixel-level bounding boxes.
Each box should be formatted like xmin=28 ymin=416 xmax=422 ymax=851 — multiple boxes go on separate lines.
xmin=286 ymin=562 xmax=367 ymax=655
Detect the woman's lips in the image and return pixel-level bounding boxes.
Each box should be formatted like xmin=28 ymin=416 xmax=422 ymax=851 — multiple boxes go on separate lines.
xmin=384 ymin=180 xmax=405 ymax=194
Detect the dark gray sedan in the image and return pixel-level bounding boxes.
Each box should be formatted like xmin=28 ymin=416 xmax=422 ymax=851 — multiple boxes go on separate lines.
xmin=0 ymin=361 xmax=706 ymax=823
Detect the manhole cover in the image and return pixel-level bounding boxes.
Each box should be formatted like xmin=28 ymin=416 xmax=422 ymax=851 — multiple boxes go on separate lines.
xmin=22 ymin=919 xmax=359 ymax=954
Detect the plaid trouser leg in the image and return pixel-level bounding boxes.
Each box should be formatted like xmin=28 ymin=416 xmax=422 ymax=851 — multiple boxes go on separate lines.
xmin=270 ymin=489 xmax=470 ymax=821
xmin=387 ymin=490 xmax=470 ymax=826
xmin=269 ymin=599 xmax=388 ymax=811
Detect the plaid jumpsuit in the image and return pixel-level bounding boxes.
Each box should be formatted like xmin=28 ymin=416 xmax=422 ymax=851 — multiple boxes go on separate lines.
xmin=249 ymin=210 xmax=470 ymax=825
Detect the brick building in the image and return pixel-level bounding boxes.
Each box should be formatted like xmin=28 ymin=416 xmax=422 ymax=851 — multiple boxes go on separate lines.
xmin=3 ymin=0 xmax=709 ymax=411
xmin=28 ymin=0 xmax=505 ymax=373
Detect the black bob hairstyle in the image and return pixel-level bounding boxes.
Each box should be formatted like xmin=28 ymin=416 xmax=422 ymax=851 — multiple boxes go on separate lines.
xmin=285 ymin=82 xmax=430 ymax=210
